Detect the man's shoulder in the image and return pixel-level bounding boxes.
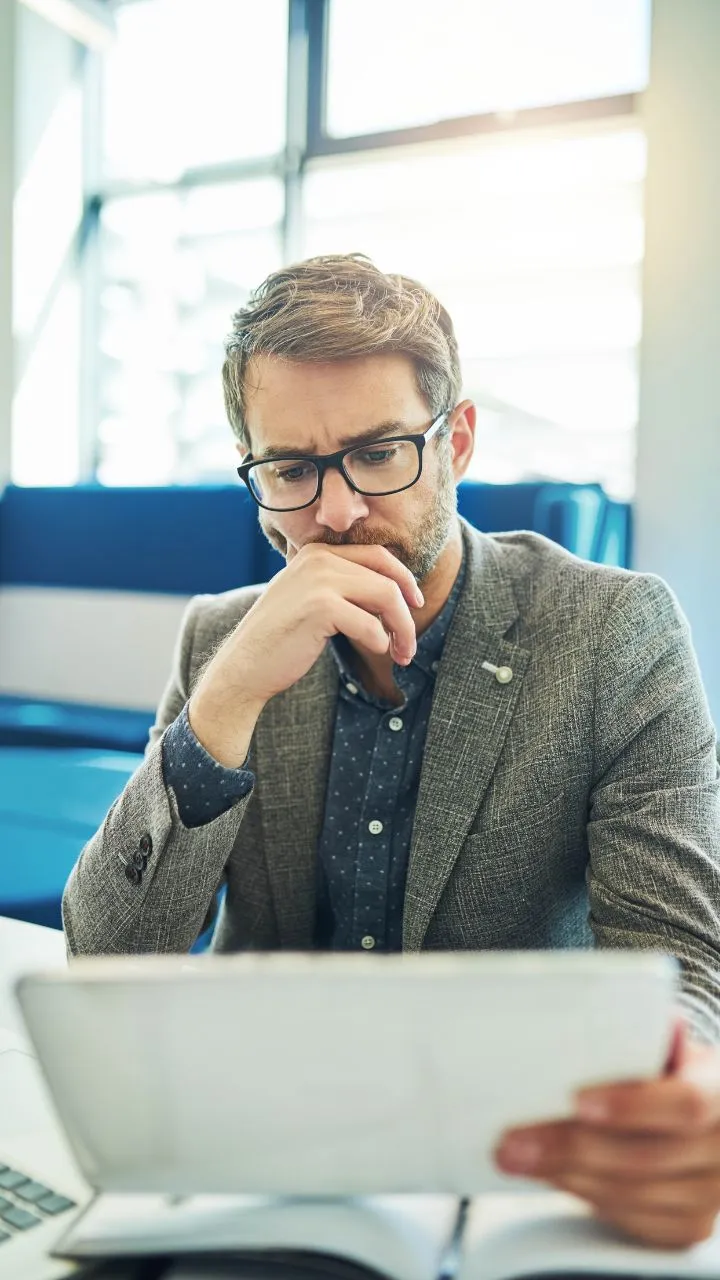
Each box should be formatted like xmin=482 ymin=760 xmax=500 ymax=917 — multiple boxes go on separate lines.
xmin=474 ymin=528 xmax=674 ymax=633
xmin=486 ymin=529 xmax=633 ymax=590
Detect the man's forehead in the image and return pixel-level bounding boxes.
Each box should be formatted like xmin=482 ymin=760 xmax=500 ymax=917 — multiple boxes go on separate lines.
xmin=244 ymin=353 xmax=429 ymax=455
xmin=255 ymin=419 xmax=412 ymax=460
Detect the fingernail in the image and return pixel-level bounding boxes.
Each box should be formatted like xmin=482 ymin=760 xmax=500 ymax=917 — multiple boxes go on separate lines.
xmin=414 ymin=590 xmax=424 ymax=608
xmin=495 ymin=1137 xmax=541 ymax=1172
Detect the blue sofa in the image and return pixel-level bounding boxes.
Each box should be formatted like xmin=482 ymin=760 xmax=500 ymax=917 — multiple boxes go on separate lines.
xmin=0 ymin=480 xmax=631 ymax=932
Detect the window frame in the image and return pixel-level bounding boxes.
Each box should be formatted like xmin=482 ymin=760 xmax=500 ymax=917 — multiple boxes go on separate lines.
xmin=78 ymin=0 xmax=647 ymax=483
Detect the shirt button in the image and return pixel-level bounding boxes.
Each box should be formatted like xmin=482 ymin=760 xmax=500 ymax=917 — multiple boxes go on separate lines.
xmin=431 ymin=660 xmax=440 ymax=673
xmin=368 ymin=820 xmax=383 ymax=835
xmin=346 ymin=682 xmax=358 ymax=696
xmin=388 ymin=716 xmax=403 ymax=732
xmin=361 ymin=935 xmax=376 ymax=950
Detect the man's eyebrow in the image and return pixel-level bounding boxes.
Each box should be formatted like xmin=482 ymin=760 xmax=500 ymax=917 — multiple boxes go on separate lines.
xmin=257 ymin=420 xmax=408 ymax=459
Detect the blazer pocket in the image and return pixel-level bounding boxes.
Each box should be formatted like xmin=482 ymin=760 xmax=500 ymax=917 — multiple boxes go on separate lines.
xmin=445 ymin=792 xmax=573 ymax=945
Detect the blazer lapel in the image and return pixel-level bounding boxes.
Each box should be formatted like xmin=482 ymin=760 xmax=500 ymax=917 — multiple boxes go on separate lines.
xmin=253 ymin=647 xmax=337 ymax=947
xmin=403 ymin=526 xmax=530 ymax=950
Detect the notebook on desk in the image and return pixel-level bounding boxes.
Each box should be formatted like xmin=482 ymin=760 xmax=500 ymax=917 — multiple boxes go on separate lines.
xmin=7 ymin=949 xmax=716 ymax=1279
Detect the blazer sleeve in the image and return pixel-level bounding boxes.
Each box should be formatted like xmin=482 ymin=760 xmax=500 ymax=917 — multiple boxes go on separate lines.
xmin=587 ymin=573 xmax=720 ymax=1043
xmin=62 ymin=595 xmax=256 ymax=956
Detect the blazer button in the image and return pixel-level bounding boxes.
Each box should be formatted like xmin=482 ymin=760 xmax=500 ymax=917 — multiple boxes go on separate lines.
xmin=125 ymin=863 xmax=142 ymax=886
xmin=132 ymin=850 xmax=147 ymax=871
xmin=139 ymin=834 xmax=153 ymax=856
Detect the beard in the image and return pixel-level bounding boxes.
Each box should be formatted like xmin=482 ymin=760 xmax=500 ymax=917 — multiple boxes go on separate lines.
xmin=259 ymin=449 xmax=458 ymax=584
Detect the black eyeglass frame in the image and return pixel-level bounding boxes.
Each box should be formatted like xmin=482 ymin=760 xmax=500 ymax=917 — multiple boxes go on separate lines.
xmin=236 ymin=411 xmax=450 ymax=512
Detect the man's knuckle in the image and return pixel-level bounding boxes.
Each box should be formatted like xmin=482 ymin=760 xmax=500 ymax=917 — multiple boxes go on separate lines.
xmin=625 ymin=1139 xmax=671 ymax=1175
xmin=683 ymin=1086 xmax=713 ymax=1129
xmin=547 ymin=1125 xmax=579 ymax=1170
xmin=311 ymin=587 xmax=337 ymax=613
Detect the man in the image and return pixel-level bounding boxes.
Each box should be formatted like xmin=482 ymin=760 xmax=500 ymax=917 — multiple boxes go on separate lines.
xmin=64 ymin=254 xmax=720 ymax=1248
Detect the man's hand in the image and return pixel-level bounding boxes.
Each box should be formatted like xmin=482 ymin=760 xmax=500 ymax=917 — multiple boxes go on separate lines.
xmin=494 ymin=1024 xmax=720 ymax=1248
xmin=188 ymin=544 xmax=423 ymax=766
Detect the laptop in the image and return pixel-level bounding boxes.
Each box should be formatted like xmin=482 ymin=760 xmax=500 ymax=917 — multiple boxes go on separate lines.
xmin=0 ymin=1027 xmax=89 ymax=1278
xmin=0 ymin=950 xmax=677 ymax=1271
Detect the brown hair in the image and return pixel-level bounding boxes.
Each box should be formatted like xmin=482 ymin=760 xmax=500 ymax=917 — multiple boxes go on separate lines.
xmin=222 ymin=253 xmax=461 ymax=450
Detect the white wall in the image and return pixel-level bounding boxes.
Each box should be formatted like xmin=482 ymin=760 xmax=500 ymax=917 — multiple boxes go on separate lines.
xmin=0 ymin=587 xmax=190 ymax=708
xmin=635 ymin=0 xmax=720 ymax=727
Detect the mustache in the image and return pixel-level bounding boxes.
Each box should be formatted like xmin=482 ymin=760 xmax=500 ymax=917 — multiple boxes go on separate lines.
xmin=305 ymin=525 xmax=401 ymax=549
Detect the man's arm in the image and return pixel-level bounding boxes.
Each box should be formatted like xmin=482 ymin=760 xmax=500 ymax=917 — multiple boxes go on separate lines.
xmin=62 ymin=594 xmax=258 ymax=956
xmin=587 ymin=572 xmax=720 ymax=1042
xmin=63 ymin=543 xmax=423 ymax=957
xmin=494 ymin=574 xmax=720 ymax=1245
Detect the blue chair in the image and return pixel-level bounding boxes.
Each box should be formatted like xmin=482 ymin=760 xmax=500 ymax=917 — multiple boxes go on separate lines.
xmin=0 ymin=483 xmax=267 ymax=596
xmin=0 ymin=747 xmax=141 ymax=929
xmin=0 ymin=484 xmax=270 ymax=752
xmin=0 ymin=696 xmax=154 ymax=752
xmin=457 ymin=480 xmax=629 ymax=567
xmin=0 ymin=481 xmax=630 ymax=757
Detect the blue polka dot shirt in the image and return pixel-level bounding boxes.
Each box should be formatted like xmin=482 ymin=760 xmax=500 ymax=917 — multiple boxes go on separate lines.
xmin=162 ymin=551 xmax=466 ymax=952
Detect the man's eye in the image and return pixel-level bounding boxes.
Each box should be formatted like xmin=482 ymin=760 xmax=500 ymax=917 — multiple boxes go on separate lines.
xmin=276 ymin=463 xmax=312 ymax=482
xmin=358 ymin=447 xmax=398 ymax=465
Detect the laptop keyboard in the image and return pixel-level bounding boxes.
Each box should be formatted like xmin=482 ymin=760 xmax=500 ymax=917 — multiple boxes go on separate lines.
xmin=0 ymin=1164 xmax=76 ymax=1242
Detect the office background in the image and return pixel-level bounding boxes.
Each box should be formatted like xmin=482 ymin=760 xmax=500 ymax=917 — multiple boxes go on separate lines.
xmin=0 ymin=0 xmax=719 ymax=929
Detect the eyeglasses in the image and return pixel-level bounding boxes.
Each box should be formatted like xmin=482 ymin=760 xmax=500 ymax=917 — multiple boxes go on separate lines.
xmin=237 ymin=412 xmax=449 ymax=512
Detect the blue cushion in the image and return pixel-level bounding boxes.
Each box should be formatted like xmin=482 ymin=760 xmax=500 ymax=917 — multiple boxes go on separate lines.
xmin=0 ymin=484 xmax=266 ymax=595
xmin=457 ymin=480 xmax=629 ymax=566
xmin=0 ymin=747 xmax=141 ymax=929
xmin=0 ymin=695 xmax=154 ymax=752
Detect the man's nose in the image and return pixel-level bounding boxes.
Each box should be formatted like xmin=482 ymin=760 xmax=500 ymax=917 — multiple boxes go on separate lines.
xmin=314 ymin=466 xmax=370 ymax=532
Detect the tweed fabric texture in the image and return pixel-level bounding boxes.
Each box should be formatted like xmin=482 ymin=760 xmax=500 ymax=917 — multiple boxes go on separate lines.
xmin=62 ymin=521 xmax=720 ymax=1041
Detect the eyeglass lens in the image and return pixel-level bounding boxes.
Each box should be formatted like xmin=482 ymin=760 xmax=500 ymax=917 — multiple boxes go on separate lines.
xmin=247 ymin=439 xmax=421 ymax=510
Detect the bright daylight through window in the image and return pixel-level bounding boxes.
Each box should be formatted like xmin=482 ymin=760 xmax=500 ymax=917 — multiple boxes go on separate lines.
xmin=12 ymin=0 xmax=651 ymax=498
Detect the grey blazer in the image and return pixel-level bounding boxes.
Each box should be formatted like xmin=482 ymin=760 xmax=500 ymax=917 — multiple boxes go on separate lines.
xmin=63 ymin=522 xmax=720 ymax=1041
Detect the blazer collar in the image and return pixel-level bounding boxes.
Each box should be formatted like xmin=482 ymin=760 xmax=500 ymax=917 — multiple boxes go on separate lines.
xmin=403 ymin=520 xmax=529 ymax=948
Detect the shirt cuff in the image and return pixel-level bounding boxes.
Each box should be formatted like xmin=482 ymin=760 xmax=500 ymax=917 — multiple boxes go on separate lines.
xmin=161 ymin=702 xmax=254 ymax=829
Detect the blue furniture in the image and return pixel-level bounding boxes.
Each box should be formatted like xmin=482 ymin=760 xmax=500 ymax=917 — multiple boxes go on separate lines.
xmin=0 ymin=481 xmax=630 ymax=754
xmin=0 ymin=747 xmax=142 ymax=929
xmin=0 ymin=695 xmax=154 ymax=753
xmin=0 ymin=479 xmax=631 ymax=934
xmin=0 ymin=484 xmax=275 ymax=753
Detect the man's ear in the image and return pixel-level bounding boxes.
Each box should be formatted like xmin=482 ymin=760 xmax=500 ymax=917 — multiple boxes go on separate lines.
xmin=449 ymin=400 xmax=476 ymax=482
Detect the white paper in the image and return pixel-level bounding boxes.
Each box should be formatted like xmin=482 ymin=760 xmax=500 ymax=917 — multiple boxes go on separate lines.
xmin=17 ymin=953 xmax=677 ymax=1196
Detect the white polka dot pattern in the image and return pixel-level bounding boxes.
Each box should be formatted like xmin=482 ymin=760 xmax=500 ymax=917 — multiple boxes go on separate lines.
xmin=315 ymin=553 xmax=466 ymax=951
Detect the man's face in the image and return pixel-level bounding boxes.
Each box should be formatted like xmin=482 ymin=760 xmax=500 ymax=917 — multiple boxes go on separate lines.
xmin=241 ymin=353 xmax=462 ymax=583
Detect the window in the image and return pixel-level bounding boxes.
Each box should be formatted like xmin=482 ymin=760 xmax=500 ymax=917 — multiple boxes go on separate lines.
xmin=15 ymin=0 xmax=649 ymax=494
xmin=97 ymin=181 xmax=284 ymax=483
xmin=102 ymin=0 xmax=288 ymax=183
xmin=326 ymin=0 xmax=651 ymax=137
xmin=12 ymin=7 xmax=85 ymax=484
xmin=304 ymin=125 xmax=645 ymax=497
